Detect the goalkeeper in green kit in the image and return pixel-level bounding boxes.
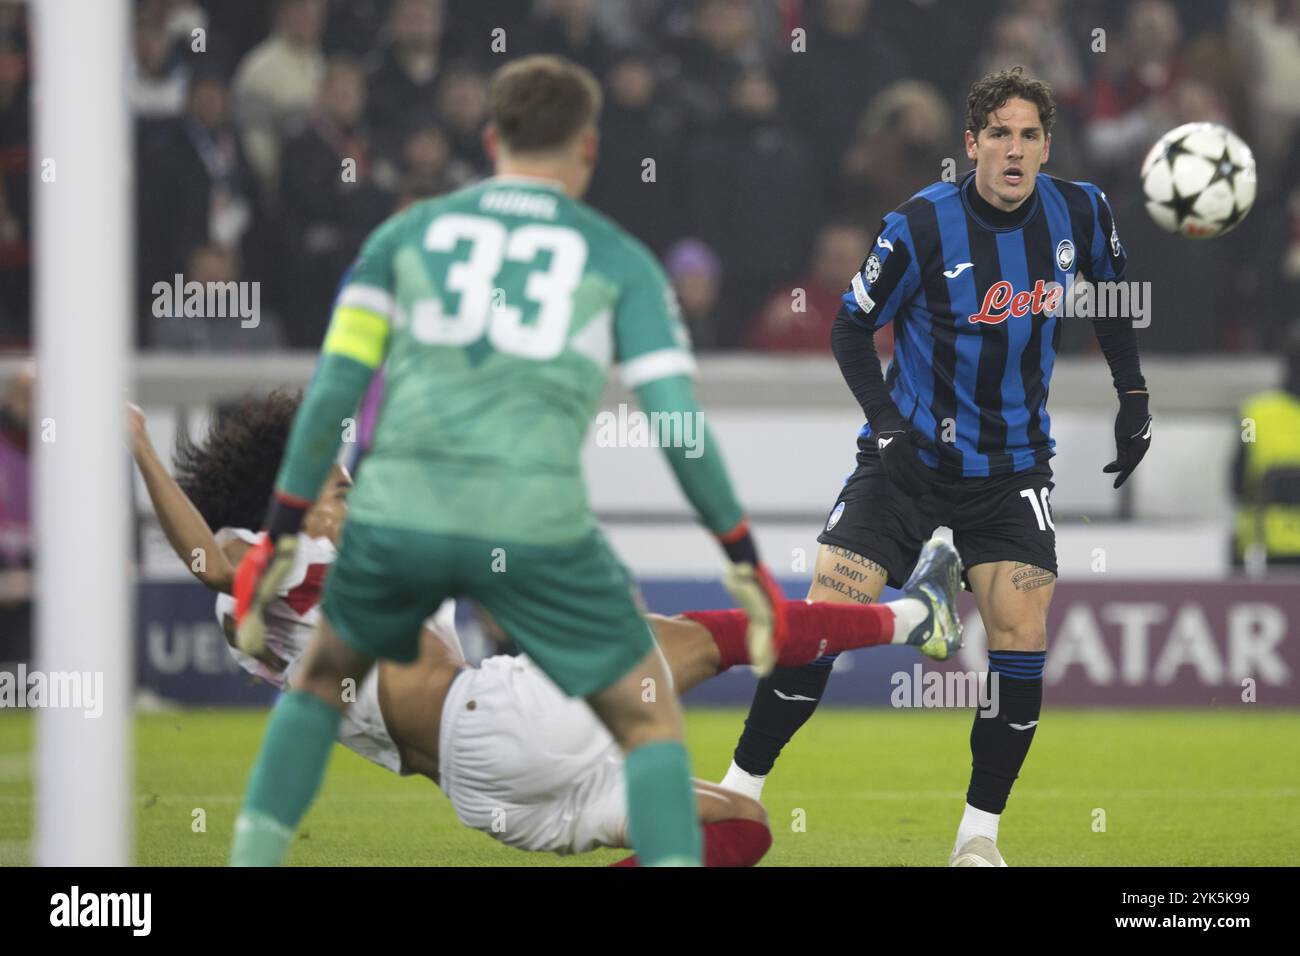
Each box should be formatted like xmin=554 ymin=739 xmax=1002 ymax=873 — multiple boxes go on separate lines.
xmin=228 ymin=55 xmax=786 ymax=867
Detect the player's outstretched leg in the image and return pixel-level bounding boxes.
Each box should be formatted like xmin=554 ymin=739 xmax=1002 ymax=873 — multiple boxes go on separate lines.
xmin=230 ymin=617 xmax=373 ymax=866
xmin=719 ymin=542 xmax=891 ymax=799
xmin=949 ymin=560 xmax=1054 ymax=868
xmin=669 ymin=551 xmax=963 ymax=690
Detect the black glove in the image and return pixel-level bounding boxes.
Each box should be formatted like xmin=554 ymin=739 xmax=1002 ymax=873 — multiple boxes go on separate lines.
xmin=1104 ymin=391 xmax=1152 ymax=489
xmin=873 ymin=409 xmax=936 ymax=496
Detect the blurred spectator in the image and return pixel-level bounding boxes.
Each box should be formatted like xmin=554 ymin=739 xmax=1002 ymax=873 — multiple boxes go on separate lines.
xmin=130 ymin=3 xmax=192 ymax=122
xmin=149 ymin=243 xmax=285 ymax=351
xmin=524 ymin=0 xmax=616 ymax=76
xmin=660 ymin=0 xmax=762 ymax=128
xmin=1224 ymin=112 xmax=1300 ymax=352
xmin=780 ymin=0 xmax=905 ymax=209
xmin=977 ymin=1 xmax=1085 ymax=108
xmin=866 ymin=0 xmax=991 ymax=100
xmin=231 ymin=0 xmax=326 ymax=189
xmin=686 ymin=68 xmax=818 ymax=345
xmin=376 ymin=121 xmax=475 ymax=199
xmin=665 ymin=239 xmax=724 ymax=352
xmin=433 ymin=64 xmax=490 ymax=173
xmin=0 ymin=361 xmax=32 ymax=661
xmin=585 ymin=48 xmax=686 ymax=255
xmin=836 ymin=80 xmax=953 ymax=229
xmin=1083 ymin=0 xmax=1184 ymax=175
xmin=1230 ymin=0 xmax=1300 ymax=170
xmin=587 ymin=0 xmax=654 ymax=49
xmin=365 ymin=0 xmax=454 ymax=153
xmin=1274 ymin=126 xmax=1300 ymax=324
xmin=0 ymin=1 xmax=29 ymax=348
xmin=746 ymin=222 xmax=884 ymax=354
xmin=137 ymin=69 xmax=261 ymax=344
xmin=322 ymin=0 xmax=390 ymax=58
xmin=280 ymin=56 xmax=393 ymax=343
xmin=201 ymin=0 xmax=275 ymax=69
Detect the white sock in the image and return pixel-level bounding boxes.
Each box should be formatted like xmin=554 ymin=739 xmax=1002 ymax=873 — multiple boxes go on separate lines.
xmin=887 ymin=597 xmax=928 ymax=644
xmin=954 ymin=803 xmax=1000 ymax=853
xmin=718 ymin=759 xmax=767 ymax=801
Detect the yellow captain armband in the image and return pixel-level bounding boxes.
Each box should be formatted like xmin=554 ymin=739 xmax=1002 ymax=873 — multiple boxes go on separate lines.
xmin=322 ymin=305 xmax=389 ymax=369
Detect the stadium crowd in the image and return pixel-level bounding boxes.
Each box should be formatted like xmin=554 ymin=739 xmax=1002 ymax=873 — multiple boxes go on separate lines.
xmin=0 ymin=0 xmax=1298 ymax=354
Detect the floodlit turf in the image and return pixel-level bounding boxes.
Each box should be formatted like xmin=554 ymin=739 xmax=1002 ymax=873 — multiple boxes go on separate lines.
xmin=1 ymin=707 xmax=1297 ymax=866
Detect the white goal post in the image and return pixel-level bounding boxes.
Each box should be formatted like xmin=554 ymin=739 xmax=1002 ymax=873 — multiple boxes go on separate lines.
xmin=33 ymin=0 xmax=132 ymax=866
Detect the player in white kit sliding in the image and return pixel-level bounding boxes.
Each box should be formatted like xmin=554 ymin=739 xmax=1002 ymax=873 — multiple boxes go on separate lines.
xmin=129 ymin=395 xmax=961 ymax=864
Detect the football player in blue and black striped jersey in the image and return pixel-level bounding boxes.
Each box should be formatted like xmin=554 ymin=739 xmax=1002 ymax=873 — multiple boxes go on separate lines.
xmin=719 ymin=67 xmax=1152 ymax=866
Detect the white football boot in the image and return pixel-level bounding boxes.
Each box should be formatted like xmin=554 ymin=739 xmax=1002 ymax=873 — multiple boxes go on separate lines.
xmin=949 ymin=836 xmax=1008 ymax=867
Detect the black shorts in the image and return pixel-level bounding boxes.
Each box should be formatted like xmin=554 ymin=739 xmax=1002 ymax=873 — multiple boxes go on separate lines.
xmin=817 ymin=444 xmax=1058 ymax=589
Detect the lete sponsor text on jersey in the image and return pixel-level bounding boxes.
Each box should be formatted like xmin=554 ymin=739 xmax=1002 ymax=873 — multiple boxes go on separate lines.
xmin=967 ymin=279 xmax=1064 ymax=326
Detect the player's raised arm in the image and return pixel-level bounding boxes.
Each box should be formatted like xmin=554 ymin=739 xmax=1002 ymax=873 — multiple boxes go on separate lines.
xmin=614 ymin=246 xmax=785 ymax=673
xmin=831 ymin=216 xmax=931 ymax=496
xmin=1081 ymin=186 xmax=1152 ymax=488
xmin=234 ymin=217 xmax=400 ymax=653
xmin=127 ymin=403 xmax=237 ymax=593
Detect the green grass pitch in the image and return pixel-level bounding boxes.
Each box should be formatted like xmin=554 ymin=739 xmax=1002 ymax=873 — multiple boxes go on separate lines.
xmin=1 ymin=708 xmax=1297 ymax=865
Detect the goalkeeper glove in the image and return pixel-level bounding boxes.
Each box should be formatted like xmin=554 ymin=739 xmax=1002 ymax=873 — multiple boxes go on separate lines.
xmin=1103 ymin=390 xmax=1152 ymax=489
xmin=233 ymin=492 xmax=309 ymax=657
xmin=717 ymin=520 xmax=787 ymax=677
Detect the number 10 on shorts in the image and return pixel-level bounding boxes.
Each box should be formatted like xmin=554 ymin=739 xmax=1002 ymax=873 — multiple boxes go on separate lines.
xmin=1020 ymin=487 xmax=1055 ymax=532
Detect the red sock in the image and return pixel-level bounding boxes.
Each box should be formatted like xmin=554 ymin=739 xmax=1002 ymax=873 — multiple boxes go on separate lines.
xmin=609 ymin=818 xmax=772 ymax=867
xmin=682 ymin=600 xmax=896 ymax=672
xmin=702 ymin=818 xmax=771 ymax=866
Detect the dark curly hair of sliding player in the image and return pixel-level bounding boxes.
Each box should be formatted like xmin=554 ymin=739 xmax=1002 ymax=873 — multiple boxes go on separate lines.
xmin=966 ymin=65 xmax=1056 ymax=137
xmin=172 ymin=389 xmax=301 ymax=532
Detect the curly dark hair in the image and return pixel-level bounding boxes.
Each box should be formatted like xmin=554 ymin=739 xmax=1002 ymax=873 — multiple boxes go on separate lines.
xmin=966 ymin=65 xmax=1056 ymax=137
xmin=173 ymin=389 xmax=302 ymax=532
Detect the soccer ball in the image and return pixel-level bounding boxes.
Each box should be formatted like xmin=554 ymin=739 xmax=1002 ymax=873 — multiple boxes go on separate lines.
xmin=1140 ymin=122 xmax=1256 ymax=238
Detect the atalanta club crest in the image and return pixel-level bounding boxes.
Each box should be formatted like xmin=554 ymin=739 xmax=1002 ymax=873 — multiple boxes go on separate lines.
xmin=826 ymin=501 xmax=846 ymax=531
xmin=1055 ymin=239 xmax=1074 ymax=272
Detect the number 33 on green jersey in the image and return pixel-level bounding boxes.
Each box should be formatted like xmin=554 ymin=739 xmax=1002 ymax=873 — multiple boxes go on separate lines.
xmin=322 ymin=175 xmax=696 ymax=545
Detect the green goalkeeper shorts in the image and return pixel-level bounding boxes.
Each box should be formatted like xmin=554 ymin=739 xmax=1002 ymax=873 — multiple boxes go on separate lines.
xmin=321 ymin=520 xmax=653 ymax=698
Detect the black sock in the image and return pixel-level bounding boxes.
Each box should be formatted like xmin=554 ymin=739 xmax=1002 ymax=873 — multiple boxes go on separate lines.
xmin=732 ymin=655 xmax=836 ymax=776
xmin=967 ymin=650 xmax=1045 ymax=814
